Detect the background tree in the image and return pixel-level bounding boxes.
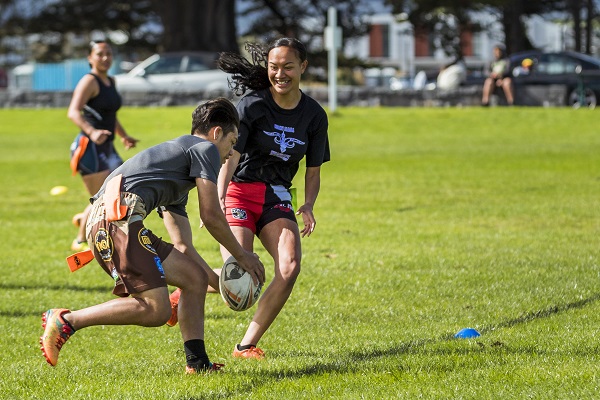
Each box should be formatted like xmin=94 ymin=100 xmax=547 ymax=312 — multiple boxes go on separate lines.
xmin=0 ymin=0 xmax=239 ymax=61
xmin=507 ymin=0 xmax=598 ymax=54
xmin=2 ymin=0 xmax=599 ymax=67
xmin=585 ymin=0 xmax=594 ymax=53
xmin=554 ymin=0 xmax=597 ymax=53
xmin=384 ymin=0 xmax=597 ymax=55
xmin=0 ymin=0 xmax=161 ymax=61
xmin=152 ymin=0 xmax=238 ymax=54
xmin=236 ymin=0 xmax=382 ymax=82
xmin=0 ymin=0 xmax=380 ymax=64
xmin=238 ymin=0 xmax=375 ymax=45
xmin=408 ymin=0 xmax=481 ymax=62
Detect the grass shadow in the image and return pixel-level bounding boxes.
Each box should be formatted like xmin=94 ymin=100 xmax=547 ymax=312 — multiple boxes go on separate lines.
xmin=236 ymin=291 xmax=600 ymax=384
xmin=0 ymin=282 xmax=109 ymax=293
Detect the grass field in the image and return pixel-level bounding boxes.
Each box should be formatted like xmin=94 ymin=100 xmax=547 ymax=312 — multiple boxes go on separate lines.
xmin=0 ymin=106 xmax=599 ymax=399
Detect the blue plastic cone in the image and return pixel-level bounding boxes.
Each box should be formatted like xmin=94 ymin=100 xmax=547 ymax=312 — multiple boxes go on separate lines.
xmin=454 ymin=328 xmax=481 ymax=339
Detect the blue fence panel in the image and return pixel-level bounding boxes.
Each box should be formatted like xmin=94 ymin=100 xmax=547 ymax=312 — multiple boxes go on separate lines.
xmin=33 ymin=63 xmax=66 ymax=91
xmin=65 ymin=59 xmax=91 ymax=90
xmin=30 ymin=59 xmax=120 ymax=91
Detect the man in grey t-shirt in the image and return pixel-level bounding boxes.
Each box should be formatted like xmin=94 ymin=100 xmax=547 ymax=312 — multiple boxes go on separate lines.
xmin=40 ymin=98 xmax=265 ymax=374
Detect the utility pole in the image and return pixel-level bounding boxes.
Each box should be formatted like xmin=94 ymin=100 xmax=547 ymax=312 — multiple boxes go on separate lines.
xmin=325 ymin=6 xmax=342 ymax=113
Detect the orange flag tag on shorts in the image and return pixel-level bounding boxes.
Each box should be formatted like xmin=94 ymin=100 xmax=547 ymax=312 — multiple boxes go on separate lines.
xmin=105 ymin=174 xmax=127 ymax=222
xmin=70 ymin=135 xmax=89 ymax=176
xmin=66 ymin=249 xmax=94 ymax=272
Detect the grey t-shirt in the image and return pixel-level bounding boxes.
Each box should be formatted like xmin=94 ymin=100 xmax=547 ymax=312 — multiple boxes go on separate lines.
xmin=92 ymin=135 xmax=221 ymax=218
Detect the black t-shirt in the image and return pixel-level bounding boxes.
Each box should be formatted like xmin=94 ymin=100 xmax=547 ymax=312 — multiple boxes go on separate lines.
xmin=233 ymin=89 xmax=330 ymax=188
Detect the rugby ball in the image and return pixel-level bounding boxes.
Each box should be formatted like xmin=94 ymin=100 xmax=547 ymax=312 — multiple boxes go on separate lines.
xmin=219 ymin=256 xmax=262 ymax=311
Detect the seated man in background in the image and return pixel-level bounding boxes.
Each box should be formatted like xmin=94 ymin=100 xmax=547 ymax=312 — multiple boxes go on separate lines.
xmin=481 ymin=44 xmax=513 ymax=106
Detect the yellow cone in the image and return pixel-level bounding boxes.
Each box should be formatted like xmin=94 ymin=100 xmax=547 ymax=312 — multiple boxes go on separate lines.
xmin=50 ymin=186 xmax=68 ymax=196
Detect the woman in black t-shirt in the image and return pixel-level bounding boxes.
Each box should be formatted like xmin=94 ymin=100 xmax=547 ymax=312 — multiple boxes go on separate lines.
xmin=220 ymin=38 xmax=329 ymax=359
xmin=168 ymin=38 xmax=330 ymax=359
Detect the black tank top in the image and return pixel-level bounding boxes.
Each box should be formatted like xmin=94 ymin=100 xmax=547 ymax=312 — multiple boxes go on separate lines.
xmin=83 ymin=73 xmax=122 ymax=144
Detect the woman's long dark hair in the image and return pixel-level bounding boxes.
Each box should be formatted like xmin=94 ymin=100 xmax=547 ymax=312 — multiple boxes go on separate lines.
xmin=218 ymin=38 xmax=307 ymax=96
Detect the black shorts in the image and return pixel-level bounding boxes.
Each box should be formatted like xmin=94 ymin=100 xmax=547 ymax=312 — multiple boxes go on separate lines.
xmin=70 ymin=133 xmax=123 ymax=176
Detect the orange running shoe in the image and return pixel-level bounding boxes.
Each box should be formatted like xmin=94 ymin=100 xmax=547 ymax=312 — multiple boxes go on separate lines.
xmin=185 ymin=362 xmax=224 ymax=374
xmin=166 ymin=288 xmax=181 ymax=327
xmin=40 ymin=308 xmax=74 ymax=366
xmin=232 ymin=345 xmax=265 ymax=359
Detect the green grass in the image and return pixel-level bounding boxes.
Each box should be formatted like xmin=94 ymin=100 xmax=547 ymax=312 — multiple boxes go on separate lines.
xmin=1 ymin=106 xmax=599 ymax=399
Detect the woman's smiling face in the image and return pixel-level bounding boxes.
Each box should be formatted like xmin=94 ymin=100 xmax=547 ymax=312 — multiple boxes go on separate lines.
xmin=267 ymin=46 xmax=307 ymax=97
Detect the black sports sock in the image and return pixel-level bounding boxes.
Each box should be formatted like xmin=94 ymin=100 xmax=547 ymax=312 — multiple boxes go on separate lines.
xmin=62 ymin=313 xmax=76 ymax=333
xmin=184 ymin=339 xmax=210 ymax=368
xmin=237 ymin=343 xmax=256 ymax=351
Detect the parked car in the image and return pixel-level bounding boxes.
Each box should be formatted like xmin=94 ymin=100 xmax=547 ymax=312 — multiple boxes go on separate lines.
xmin=114 ymin=52 xmax=230 ymax=93
xmin=507 ymin=50 xmax=600 ymax=108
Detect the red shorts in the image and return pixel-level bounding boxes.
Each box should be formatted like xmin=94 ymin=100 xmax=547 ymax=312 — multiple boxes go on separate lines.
xmin=87 ymin=192 xmax=174 ymax=297
xmin=225 ymin=182 xmax=297 ymax=235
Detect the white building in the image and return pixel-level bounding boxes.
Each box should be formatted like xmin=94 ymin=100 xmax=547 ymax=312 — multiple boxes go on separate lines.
xmin=344 ymin=12 xmax=574 ymax=80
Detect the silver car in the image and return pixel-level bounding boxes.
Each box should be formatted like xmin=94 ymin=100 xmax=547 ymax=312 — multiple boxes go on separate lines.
xmin=115 ymin=52 xmax=230 ymax=93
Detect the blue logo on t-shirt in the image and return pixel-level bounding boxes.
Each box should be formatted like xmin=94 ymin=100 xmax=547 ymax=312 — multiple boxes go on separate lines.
xmin=263 ymin=124 xmax=305 ymax=155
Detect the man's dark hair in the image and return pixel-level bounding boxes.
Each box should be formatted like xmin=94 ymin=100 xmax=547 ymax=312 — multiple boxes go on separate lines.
xmin=191 ymin=97 xmax=239 ymax=135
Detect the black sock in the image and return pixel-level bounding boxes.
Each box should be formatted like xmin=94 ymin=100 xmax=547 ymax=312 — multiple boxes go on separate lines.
xmin=62 ymin=313 xmax=76 ymax=333
xmin=237 ymin=343 xmax=256 ymax=351
xmin=184 ymin=339 xmax=210 ymax=368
